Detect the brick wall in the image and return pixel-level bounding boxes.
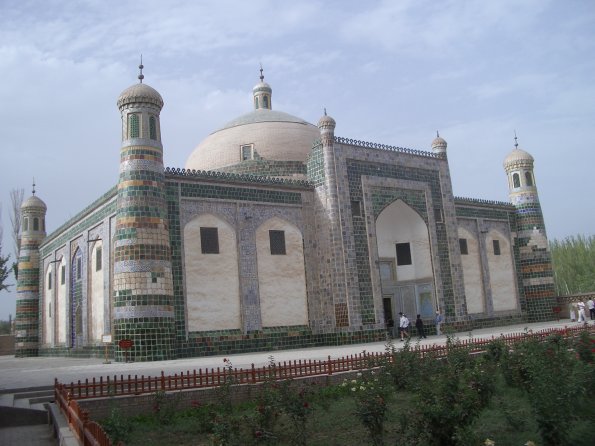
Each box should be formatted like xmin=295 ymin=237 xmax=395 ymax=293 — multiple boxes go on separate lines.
xmin=0 ymin=335 xmax=15 ymax=355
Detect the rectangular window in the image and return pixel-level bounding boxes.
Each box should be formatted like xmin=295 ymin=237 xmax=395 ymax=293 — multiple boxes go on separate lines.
xmin=128 ymin=113 xmax=140 ymax=138
xmin=395 ymin=243 xmax=412 ymax=266
xmin=269 ymin=230 xmax=286 ymax=255
xmin=61 ymin=265 xmax=65 ymax=285
xmin=241 ymin=144 xmax=253 ymax=161
xmin=49 ymin=303 xmax=52 ymax=318
xmin=96 ymin=247 xmax=102 ymax=271
xmin=459 ymin=238 xmax=468 ymax=255
xmin=48 ymin=272 xmax=52 ymax=290
xmin=493 ymin=239 xmax=501 ymax=256
xmin=351 ymin=200 xmax=361 ymax=217
xmin=200 ymin=227 xmax=220 ymax=254
xmin=434 ymin=207 xmax=443 ymax=223
xmin=149 ymin=116 xmax=157 ymax=140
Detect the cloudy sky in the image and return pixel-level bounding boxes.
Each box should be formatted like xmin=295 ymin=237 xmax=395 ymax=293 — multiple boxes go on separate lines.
xmin=0 ymin=0 xmax=594 ymax=319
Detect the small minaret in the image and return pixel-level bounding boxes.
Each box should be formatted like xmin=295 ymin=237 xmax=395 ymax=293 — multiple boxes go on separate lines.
xmin=15 ymin=182 xmax=46 ymax=357
xmin=253 ymin=66 xmax=272 ymax=110
xmin=503 ymin=134 xmax=555 ymax=321
xmin=113 ymin=62 xmax=176 ymax=361
xmin=431 ymin=131 xmax=447 ymax=155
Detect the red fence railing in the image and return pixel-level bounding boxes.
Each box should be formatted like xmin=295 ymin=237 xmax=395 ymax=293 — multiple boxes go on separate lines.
xmin=54 ymin=324 xmax=593 ymax=445
xmin=54 ymin=383 xmax=118 ymax=446
xmin=56 ymin=325 xmax=593 ymax=401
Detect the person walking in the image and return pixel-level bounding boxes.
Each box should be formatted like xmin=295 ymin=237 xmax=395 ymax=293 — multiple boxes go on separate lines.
xmin=435 ymin=310 xmax=443 ymax=336
xmin=587 ymin=298 xmax=595 ymax=321
xmin=415 ymin=314 xmax=426 ymax=339
xmin=569 ymin=304 xmax=577 ymax=322
xmin=577 ymin=301 xmax=587 ymax=323
xmin=399 ymin=312 xmax=410 ymax=341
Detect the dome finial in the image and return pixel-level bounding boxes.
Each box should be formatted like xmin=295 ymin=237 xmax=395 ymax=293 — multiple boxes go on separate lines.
xmin=436 ymin=130 xmax=440 ymax=138
xmin=514 ymin=130 xmax=518 ymax=149
xmin=138 ymin=54 xmax=144 ymax=83
xmin=324 ymin=107 xmax=327 ymax=116
xmin=259 ymin=63 xmax=264 ymax=82
xmin=32 ymin=177 xmax=36 ymax=196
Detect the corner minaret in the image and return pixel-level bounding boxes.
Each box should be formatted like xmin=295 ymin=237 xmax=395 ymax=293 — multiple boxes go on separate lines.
xmin=431 ymin=131 xmax=447 ymax=155
xmin=503 ymin=135 xmax=555 ymax=321
xmin=15 ymin=183 xmax=46 ymax=357
xmin=113 ymin=63 xmax=175 ymax=361
xmin=253 ymin=66 xmax=272 ymax=110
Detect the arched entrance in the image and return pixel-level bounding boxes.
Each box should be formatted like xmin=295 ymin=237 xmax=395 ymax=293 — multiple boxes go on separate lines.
xmin=375 ymin=200 xmax=435 ymax=326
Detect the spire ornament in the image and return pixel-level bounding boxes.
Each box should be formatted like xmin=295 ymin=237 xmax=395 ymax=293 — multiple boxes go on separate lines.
xmin=514 ymin=130 xmax=519 ymax=149
xmin=32 ymin=178 xmax=36 ymax=196
xmin=259 ymin=63 xmax=264 ymax=82
xmin=138 ymin=55 xmax=144 ymax=83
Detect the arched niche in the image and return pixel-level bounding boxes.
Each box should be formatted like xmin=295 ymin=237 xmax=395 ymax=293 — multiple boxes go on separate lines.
xmin=255 ymin=217 xmax=308 ymax=327
xmin=183 ymin=213 xmax=240 ymax=332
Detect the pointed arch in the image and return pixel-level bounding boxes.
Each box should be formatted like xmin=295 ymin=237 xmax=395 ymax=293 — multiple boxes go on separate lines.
xmin=43 ymin=262 xmax=54 ymax=346
xmin=255 ymin=217 xmax=308 ymax=327
xmin=375 ymin=199 xmax=432 ymax=282
xmin=184 ymin=213 xmax=240 ymax=332
xmin=89 ymin=240 xmax=105 ymax=342
xmin=57 ymin=256 xmax=67 ymax=344
xmin=486 ymin=229 xmax=517 ymax=311
xmin=70 ymin=248 xmax=84 ymax=347
xmin=458 ymin=227 xmax=485 ymax=314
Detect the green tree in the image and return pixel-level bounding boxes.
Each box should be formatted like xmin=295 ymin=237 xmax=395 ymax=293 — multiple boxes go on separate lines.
xmin=550 ymin=235 xmax=595 ymax=295
xmin=0 ymin=243 xmax=10 ymax=292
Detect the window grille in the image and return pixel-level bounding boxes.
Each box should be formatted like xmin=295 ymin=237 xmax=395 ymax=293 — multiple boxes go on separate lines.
xmin=200 ymin=227 xmax=220 ymax=254
xmin=128 ymin=114 xmax=139 ymax=138
xmin=269 ymin=230 xmax=286 ymax=255
xmin=395 ymin=243 xmax=412 ymax=265
xmin=459 ymin=238 xmax=468 ymax=255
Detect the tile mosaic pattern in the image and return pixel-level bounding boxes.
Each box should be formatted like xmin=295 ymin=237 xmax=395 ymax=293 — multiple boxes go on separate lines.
xmin=455 ymin=198 xmax=525 ymax=320
xmin=343 ymin=152 xmax=454 ymax=322
xmin=15 ymin=204 xmax=46 ymax=357
xmin=113 ymin=138 xmax=176 ymax=362
xmin=217 ymin=160 xmax=307 ymax=178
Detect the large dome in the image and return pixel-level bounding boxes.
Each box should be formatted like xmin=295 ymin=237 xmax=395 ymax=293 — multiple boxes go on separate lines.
xmin=185 ymin=73 xmax=320 ymax=173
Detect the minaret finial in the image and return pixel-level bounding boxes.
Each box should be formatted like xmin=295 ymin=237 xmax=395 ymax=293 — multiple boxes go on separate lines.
xmin=138 ymin=55 xmax=144 ymax=83
xmin=32 ymin=177 xmax=36 ymax=196
xmin=436 ymin=130 xmax=440 ymax=138
xmin=259 ymin=63 xmax=264 ymax=82
xmin=324 ymin=108 xmax=327 ymax=116
xmin=514 ymin=130 xmax=518 ymax=149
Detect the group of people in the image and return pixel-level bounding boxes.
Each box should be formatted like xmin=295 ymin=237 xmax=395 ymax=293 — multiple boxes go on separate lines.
xmin=394 ymin=311 xmax=444 ymax=341
xmin=569 ymin=298 xmax=595 ymax=323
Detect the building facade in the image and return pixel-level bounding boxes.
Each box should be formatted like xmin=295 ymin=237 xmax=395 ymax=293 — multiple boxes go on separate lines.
xmin=15 ymin=69 xmax=556 ymax=361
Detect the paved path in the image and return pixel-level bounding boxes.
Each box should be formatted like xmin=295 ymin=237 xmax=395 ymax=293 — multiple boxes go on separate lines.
xmin=1 ymin=319 xmax=589 ymax=391
xmin=0 ymin=425 xmax=55 ymax=446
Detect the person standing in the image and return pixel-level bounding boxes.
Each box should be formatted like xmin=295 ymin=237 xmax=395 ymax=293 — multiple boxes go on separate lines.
xmin=435 ymin=310 xmax=443 ymax=336
xmin=399 ymin=312 xmax=410 ymax=341
xmin=587 ymin=298 xmax=595 ymax=321
xmin=577 ymin=301 xmax=587 ymax=323
xmin=569 ymin=304 xmax=577 ymax=322
xmin=415 ymin=314 xmax=426 ymax=339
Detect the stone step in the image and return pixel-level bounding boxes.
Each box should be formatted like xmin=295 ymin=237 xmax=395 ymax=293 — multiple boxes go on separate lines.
xmin=0 ymin=393 xmax=14 ymax=407
xmin=13 ymin=397 xmax=33 ymax=409
xmin=30 ymin=402 xmax=48 ymax=411
xmin=14 ymin=389 xmax=54 ymax=400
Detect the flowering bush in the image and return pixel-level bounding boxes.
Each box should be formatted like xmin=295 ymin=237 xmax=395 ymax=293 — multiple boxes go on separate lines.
xmin=342 ymin=371 xmax=391 ymax=446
